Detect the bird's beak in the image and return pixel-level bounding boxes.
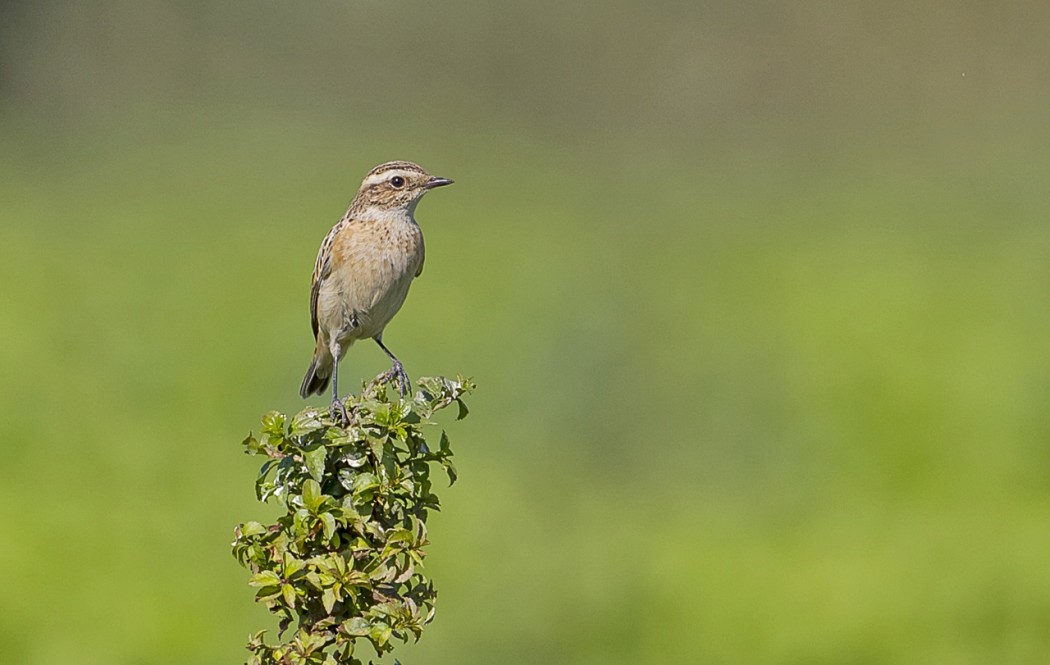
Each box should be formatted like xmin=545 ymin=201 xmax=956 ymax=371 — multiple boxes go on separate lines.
xmin=425 ymin=176 xmax=454 ymax=189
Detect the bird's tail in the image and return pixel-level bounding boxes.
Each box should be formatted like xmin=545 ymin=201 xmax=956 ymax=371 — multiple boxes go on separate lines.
xmin=299 ymin=351 xmax=333 ymax=398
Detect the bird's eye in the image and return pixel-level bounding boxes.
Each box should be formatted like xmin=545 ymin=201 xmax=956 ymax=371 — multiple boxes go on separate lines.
xmin=390 ymin=176 xmax=405 ymax=188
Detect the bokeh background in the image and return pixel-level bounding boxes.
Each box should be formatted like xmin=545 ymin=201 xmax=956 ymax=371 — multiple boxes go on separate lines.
xmin=3 ymin=2 xmax=1050 ymax=663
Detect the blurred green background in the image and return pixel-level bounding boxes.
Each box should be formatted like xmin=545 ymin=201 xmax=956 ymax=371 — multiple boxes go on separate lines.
xmin=3 ymin=2 xmax=1050 ymax=663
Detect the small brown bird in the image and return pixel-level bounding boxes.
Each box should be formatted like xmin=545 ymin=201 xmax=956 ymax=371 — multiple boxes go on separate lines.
xmin=299 ymin=160 xmax=453 ymax=420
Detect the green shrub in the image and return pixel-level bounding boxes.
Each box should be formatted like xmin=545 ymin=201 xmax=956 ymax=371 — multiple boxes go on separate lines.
xmin=232 ymin=375 xmax=474 ymax=665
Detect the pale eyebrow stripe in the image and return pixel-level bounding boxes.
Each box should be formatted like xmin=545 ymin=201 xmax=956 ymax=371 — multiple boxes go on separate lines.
xmin=361 ymin=170 xmax=409 ymax=188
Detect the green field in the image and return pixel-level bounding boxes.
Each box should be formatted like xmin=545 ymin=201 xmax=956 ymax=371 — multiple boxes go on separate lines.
xmin=2 ymin=3 xmax=1050 ymax=664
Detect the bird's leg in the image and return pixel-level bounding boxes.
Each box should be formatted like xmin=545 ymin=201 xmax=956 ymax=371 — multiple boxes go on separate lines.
xmin=330 ymin=350 xmax=349 ymax=426
xmin=374 ymin=336 xmax=410 ymax=397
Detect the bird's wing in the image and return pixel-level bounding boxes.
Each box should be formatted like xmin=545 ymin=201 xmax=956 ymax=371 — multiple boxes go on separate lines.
xmin=415 ymin=236 xmax=425 ymax=277
xmin=309 ymin=220 xmax=345 ymax=339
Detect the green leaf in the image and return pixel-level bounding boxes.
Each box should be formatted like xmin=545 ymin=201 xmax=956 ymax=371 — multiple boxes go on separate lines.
xmin=338 ymin=640 xmax=355 ymax=660
xmin=281 ymin=583 xmax=297 ymax=607
xmin=335 ymin=469 xmax=353 ymax=492
xmin=255 ymin=586 xmax=280 ymax=602
xmin=302 ymin=479 xmax=322 ymax=511
xmin=368 ymin=436 xmax=385 ymax=462
xmin=256 ymin=458 xmax=277 ymax=481
xmin=368 ymin=563 xmax=390 ymax=581
xmin=442 ymin=458 xmax=458 ymax=485
xmin=342 ymin=449 xmax=367 ymax=468
xmin=243 ymin=433 xmax=261 ymax=454
xmin=372 ymin=402 xmax=392 ymax=426
xmin=325 ymin=427 xmax=351 ymax=447
xmin=237 ymin=521 xmax=267 ymax=538
xmin=320 ymin=512 xmax=336 ymax=540
xmin=248 ymin=570 xmax=281 ymax=587
xmin=294 ymin=508 xmax=311 ymax=532
xmin=261 ymin=411 xmax=287 ymax=436
xmin=369 ymin=622 xmax=392 ymax=647
xmin=343 ymin=617 xmax=371 ymax=636
xmin=394 ymin=562 xmax=415 ymax=584
xmin=351 ymin=473 xmax=379 ymax=496
xmin=283 ymin=553 xmax=306 ymax=577
xmin=322 ymin=586 xmax=337 ymax=614
xmin=247 ymin=629 xmax=267 ymax=648
xmin=304 ymin=445 xmax=327 ymax=482
xmin=386 ymin=529 xmax=413 ymax=546
xmin=291 ymin=409 xmax=325 ymax=436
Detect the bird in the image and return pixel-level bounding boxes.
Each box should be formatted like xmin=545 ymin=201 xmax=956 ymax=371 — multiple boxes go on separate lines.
xmin=299 ymin=160 xmax=453 ymax=422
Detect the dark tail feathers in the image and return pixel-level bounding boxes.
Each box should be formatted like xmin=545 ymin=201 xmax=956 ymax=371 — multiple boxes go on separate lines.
xmin=299 ymin=358 xmax=331 ymax=398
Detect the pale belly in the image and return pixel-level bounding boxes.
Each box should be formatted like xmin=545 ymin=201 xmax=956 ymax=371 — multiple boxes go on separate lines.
xmin=315 ymin=217 xmax=423 ymax=350
xmin=344 ymin=274 xmax=414 ymax=341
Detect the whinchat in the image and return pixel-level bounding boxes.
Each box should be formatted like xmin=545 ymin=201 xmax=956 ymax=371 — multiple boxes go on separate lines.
xmin=299 ymin=160 xmax=453 ymax=421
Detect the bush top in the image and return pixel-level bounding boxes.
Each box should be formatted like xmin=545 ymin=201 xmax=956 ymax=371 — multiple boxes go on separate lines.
xmin=233 ymin=375 xmax=474 ymax=665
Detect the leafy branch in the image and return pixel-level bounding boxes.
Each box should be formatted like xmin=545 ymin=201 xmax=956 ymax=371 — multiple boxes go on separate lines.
xmin=232 ymin=375 xmax=474 ymax=665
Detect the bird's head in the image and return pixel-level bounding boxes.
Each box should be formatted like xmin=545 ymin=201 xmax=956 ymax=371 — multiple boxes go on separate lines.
xmin=352 ymin=161 xmax=453 ymax=213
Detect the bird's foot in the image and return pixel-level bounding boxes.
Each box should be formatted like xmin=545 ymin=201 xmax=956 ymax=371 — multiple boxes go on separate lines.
xmin=378 ymin=361 xmax=411 ymax=398
xmin=330 ymin=398 xmax=350 ymax=426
